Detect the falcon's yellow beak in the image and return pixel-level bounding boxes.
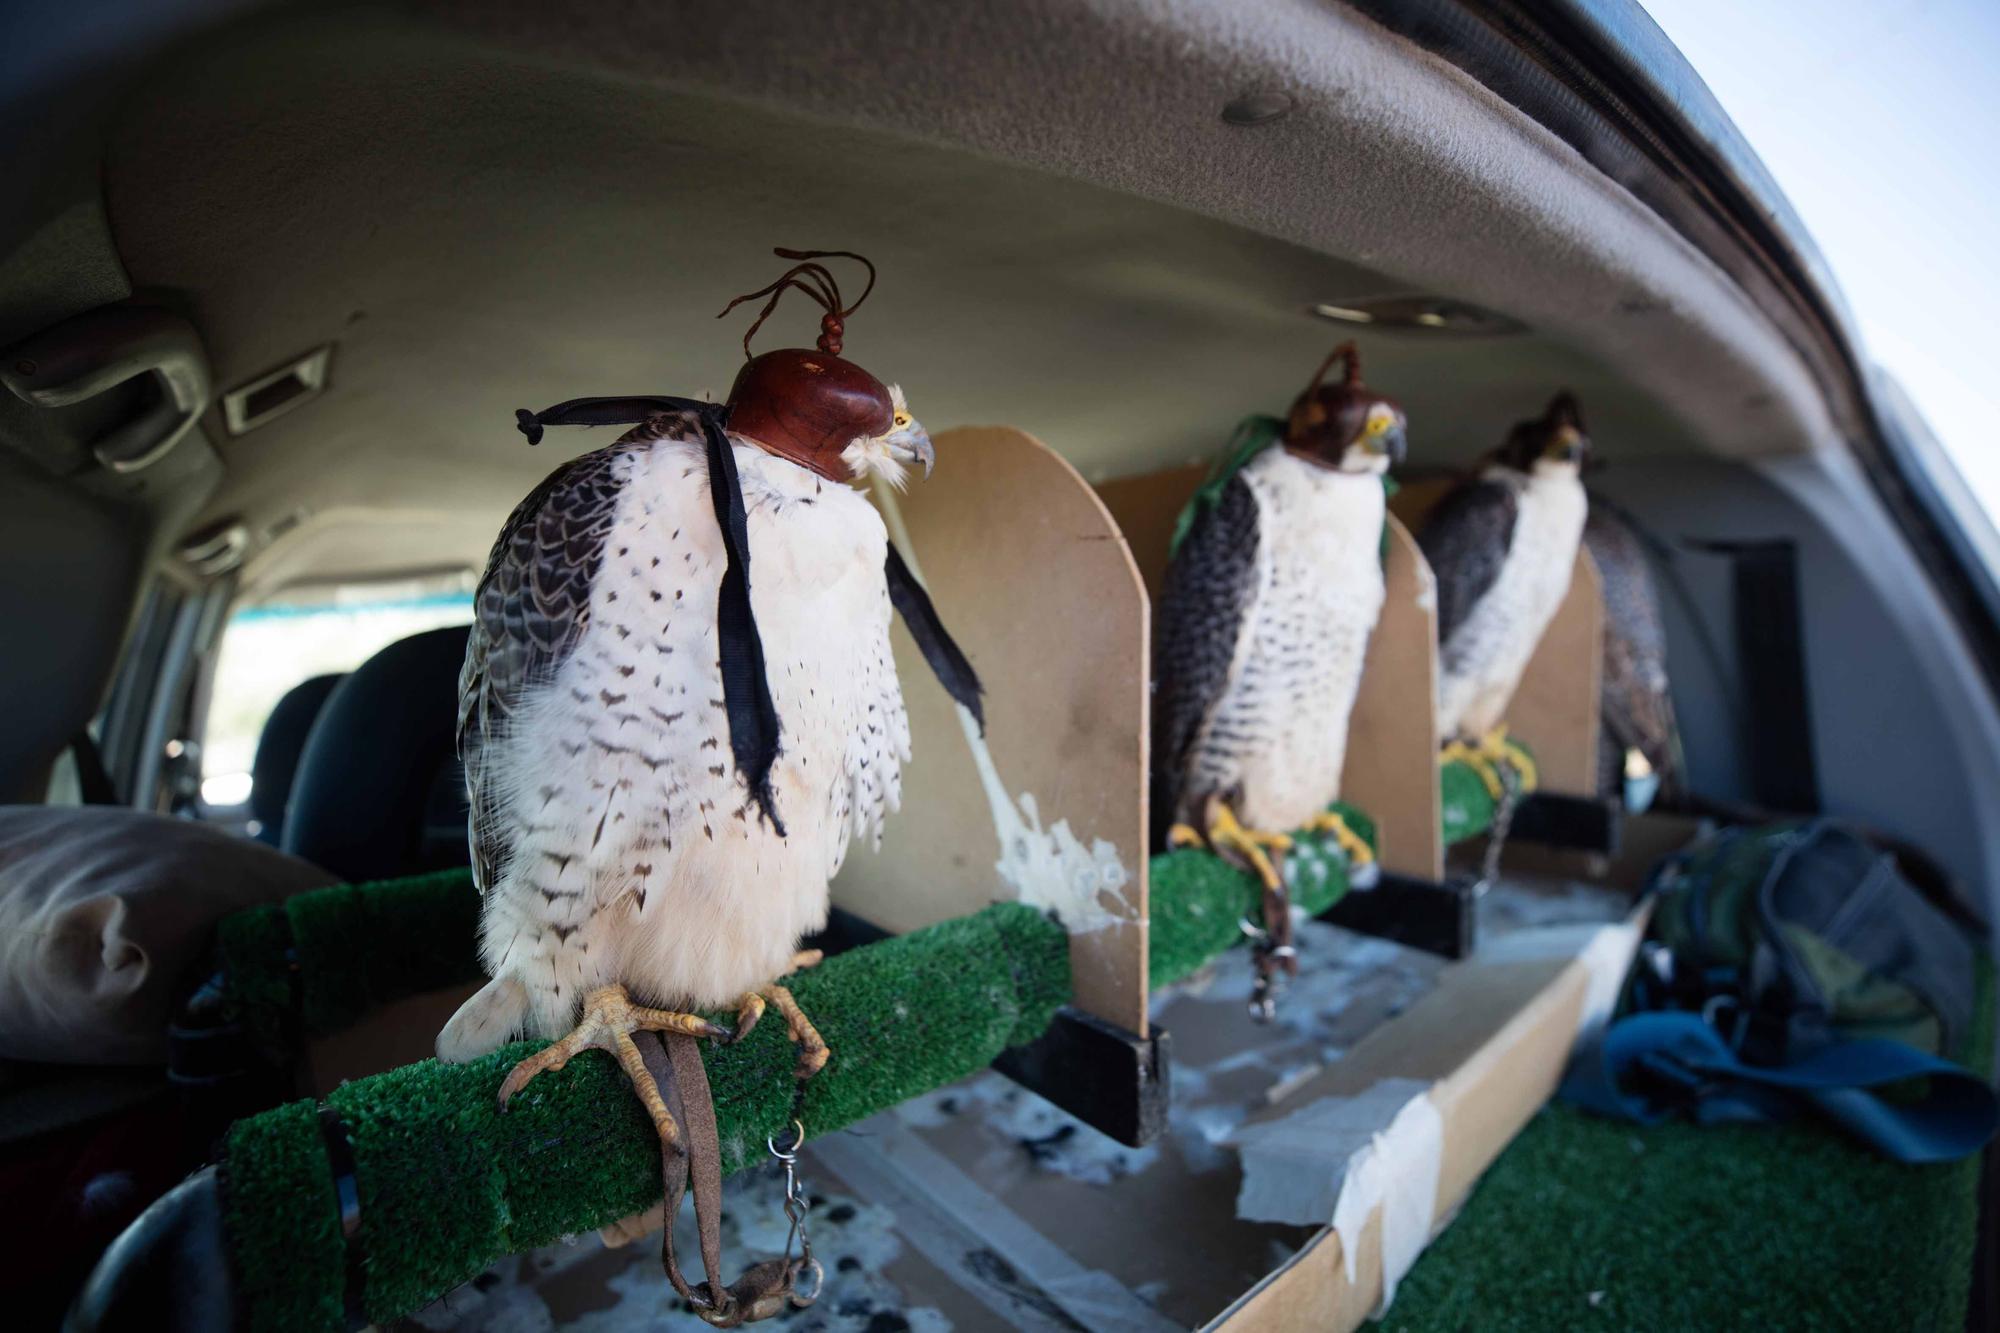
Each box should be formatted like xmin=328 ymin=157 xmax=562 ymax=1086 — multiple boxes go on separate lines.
xmin=1545 ymin=423 xmax=1585 ymax=464
xmin=1359 ymin=406 xmax=1408 ymax=464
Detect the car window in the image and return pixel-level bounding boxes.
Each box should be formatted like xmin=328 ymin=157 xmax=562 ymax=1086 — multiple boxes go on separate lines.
xmin=200 ymin=575 xmax=474 ymax=811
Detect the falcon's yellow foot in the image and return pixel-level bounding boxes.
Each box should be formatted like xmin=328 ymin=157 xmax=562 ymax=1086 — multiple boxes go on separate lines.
xmin=732 ymin=951 xmax=831 ymax=1081
xmin=1476 ymin=725 xmax=1538 ymax=793
xmin=497 ymin=985 xmax=731 ymax=1152
xmin=1440 ymin=737 xmax=1504 ymax=800
xmin=1303 ymin=809 xmax=1375 ymax=867
xmin=1191 ymin=800 xmax=1292 ymax=893
xmin=1441 ymin=726 xmax=1538 ymax=801
xmin=1169 ymin=809 xmax=1291 ymax=889
xmin=1440 ymin=732 xmax=1504 ymax=792
xmin=1182 ymin=800 xmax=1301 ymax=1022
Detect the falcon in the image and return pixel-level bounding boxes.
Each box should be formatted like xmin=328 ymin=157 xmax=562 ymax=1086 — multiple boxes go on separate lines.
xmin=1584 ymin=502 xmax=1679 ymax=809
xmin=436 ymin=250 xmax=979 ymax=1204
xmin=1418 ymin=391 xmax=1591 ymax=792
xmin=1152 ymin=342 xmax=1403 ymax=1014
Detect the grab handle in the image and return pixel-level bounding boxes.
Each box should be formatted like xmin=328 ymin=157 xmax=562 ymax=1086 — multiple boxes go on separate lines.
xmin=2 ymin=306 xmax=211 ymax=473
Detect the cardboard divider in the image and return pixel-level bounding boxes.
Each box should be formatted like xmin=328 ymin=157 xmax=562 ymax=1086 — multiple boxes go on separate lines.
xmin=1385 ymin=475 xmax=1454 ymax=531
xmin=1340 ymin=516 xmax=1443 ymax=880
xmin=834 ymin=425 xmax=1152 ymax=1037
xmin=1505 ymin=547 xmax=1603 ymax=793
xmin=1096 ymin=461 xmax=1208 ymax=605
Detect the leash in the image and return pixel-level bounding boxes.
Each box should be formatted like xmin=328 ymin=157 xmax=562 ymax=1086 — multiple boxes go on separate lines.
xmin=1474 ymin=760 xmax=1522 ymax=897
xmin=641 ymin=1033 xmax=823 ymax=1325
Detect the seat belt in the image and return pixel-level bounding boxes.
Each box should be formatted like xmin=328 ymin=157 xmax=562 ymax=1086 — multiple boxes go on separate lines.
xmin=70 ymin=729 xmax=121 ymax=805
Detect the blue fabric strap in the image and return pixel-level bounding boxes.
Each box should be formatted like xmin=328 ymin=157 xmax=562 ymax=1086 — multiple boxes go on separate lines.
xmin=1563 ymin=1011 xmax=2000 ymax=1164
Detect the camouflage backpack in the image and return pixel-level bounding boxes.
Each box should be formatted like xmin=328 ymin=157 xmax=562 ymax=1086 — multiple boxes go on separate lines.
xmin=1566 ymin=819 xmax=1997 ymax=1162
xmin=1638 ymin=819 xmax=1980 ymax=1062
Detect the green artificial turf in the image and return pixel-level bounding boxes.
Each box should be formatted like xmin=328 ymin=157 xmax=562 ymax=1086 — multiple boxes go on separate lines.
xmin=220 ymin=1100 xmax=346 ymax=1333
xmin=1437 ymin=738 xmax=1544 ymax=848
xmin=1438 ymin=758 xmax=1498 ymax=848
xmin=1149 ymin=802 xmax=1373 ymax=988
xmin=217 ymin=867 xmax=482 ymax=1054
xmin=1385 ymin=965 xmax=1996 ymax=1332
xmin=1383 ymin=1105 xmax=1985 ymax=1332
xmin=222 ymin=900 xmax=1071 ymax=1332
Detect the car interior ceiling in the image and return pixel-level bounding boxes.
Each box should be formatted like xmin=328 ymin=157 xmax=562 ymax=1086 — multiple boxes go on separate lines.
xmin=3 ymin=0 xmax=1999 ymax=928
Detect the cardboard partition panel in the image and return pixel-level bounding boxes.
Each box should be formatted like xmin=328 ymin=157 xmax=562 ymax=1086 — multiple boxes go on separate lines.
xmin=1385 ymin=474 xmax=1455 ymax=533
xmin=834 ymin=426 xmax=1152 ymax=1037
xmin=1095 ymin=460 xmax=1208 ymax=605
xmin=1505 ymin=547 xmax=1603 ymax=794
xmin=1339 ymin=515 xmax=1443 ymax=880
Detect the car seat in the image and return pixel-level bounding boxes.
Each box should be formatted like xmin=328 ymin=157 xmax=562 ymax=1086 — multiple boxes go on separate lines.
xmin=281 ymin=626 xmax=472 ymax=882
xmin=245 ymin=672 xmax=342 ymax=844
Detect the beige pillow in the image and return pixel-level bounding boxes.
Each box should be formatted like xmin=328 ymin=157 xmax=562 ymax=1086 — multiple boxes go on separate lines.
xmin=0 ymin=806 xmax=336 ymax=1065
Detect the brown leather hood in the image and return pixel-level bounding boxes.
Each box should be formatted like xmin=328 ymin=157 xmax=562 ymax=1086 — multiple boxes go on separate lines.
xmin=724 ymin=347 xmax=894 ymax=483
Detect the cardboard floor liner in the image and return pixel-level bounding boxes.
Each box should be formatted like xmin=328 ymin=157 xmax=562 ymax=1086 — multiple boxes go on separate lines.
xmin=1206 ymin=921 xmax=1630 ymax=1330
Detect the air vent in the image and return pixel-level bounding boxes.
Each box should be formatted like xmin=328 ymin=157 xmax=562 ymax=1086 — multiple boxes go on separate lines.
xmin=222 ymin=345 xmax=333 ymax=435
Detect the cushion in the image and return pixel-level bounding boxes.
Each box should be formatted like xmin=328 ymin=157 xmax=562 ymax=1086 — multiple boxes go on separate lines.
xmin=0 ymin=807 xmax=336 ymax=1065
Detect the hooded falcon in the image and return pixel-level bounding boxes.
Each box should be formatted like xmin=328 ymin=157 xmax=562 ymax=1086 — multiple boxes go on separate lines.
xmin=1419 ymin=391 xmax=1590 ymax=787
xmin=437 ymin=252 xmax=979 ymax=1169
xmin=1153 ymin=343 xmax=1403 ymax=1014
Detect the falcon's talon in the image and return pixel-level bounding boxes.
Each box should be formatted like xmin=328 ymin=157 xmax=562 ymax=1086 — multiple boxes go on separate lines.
xmin=1441 ymin=737 xmax=1506 ymax=801
xmin=1476 ymin=726 xmax=1538 ymax=793
xmin=731 ymin=991 xmax=767 ymax=1044
xmin=1442 ymin=726 xmax=1537 ymax=801
xmin=496 ymin=984 xmax=727 ymax=1153
xmin=1202 ymin=802 xmax=1292 ymax=894
xmin=1185 ymin=797 xmax=1301 ymax=1017
xmin=1304 ymin=809 xmax=1375 ymax=867
xmin=730 ymin=969 xmax=830 ymax=1080
xmin=765 ymin=982 xmax=830 ymax=1080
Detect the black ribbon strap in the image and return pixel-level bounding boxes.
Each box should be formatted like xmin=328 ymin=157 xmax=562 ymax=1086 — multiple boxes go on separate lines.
xmin=700 ymin=410 xmax=787 ymax=833
xmin=315 ymin=1106 xmax=369 ymax=1331
xmin=512 ymin=395 xmax=786 ymax=833
xmin=514 ymin=395 xmax=706 ymax=445
xmin=885 ymin=543 xmax=985 ymax=732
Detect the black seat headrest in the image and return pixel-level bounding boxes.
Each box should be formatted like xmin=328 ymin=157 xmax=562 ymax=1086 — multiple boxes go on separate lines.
xmin=247 ymin=672 xmax=343 ymax=843
xmin=282 ymin=626 xmax=470 ymax=883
